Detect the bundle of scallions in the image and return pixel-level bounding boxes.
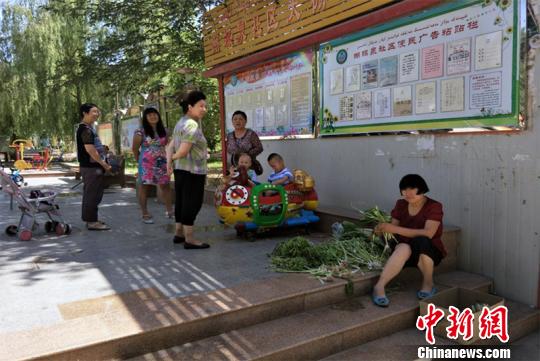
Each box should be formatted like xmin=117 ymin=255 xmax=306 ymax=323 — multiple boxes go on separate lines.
xmin=356 ymin=206 xmax=397 ymax=254
xmin=269 ymin=207 xmax=397 ymax=282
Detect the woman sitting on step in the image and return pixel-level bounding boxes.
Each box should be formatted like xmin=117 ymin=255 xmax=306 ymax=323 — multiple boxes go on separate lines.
xmin=372 ymin=174 xmax=446 ymax=307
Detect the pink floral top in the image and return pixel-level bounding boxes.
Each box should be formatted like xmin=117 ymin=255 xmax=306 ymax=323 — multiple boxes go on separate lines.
xmin=135 ymin=128 xmax=170 ymax=185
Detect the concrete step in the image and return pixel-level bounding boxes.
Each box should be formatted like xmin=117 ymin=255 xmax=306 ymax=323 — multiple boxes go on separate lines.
xmin=319 ymin=328 xmax=450 ymax=361
xmin=57 ymin=287 xmax=169 ymax=321
xmin=473 ymin=299 xmax=540 ymax=346
xmin=0 ymin=232 xmax=461 ymax=361
xmin=320 ymin=300 xmax=540 ymax=361
xmin=0 ymin=272 xmax=380 ymax=361
xmin=128 ymin=272 xmax=492 ymax=361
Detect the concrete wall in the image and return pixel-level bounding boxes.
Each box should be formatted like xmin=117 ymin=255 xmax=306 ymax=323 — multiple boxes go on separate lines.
xmin=257 ymin=26 xmax=540 ymax=306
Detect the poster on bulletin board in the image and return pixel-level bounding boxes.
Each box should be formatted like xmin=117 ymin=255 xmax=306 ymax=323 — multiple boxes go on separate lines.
xmin=97 ymin=123 xmax=113 ymax=150
xmin=224 ymin=50 xmax=314 ymax=138
xmin=319 ymin=0 xmax=523 ymax=135
xmin=120 ymin=117 xmax=141 ymax=152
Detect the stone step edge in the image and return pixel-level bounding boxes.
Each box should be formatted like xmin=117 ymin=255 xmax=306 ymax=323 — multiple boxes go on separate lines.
xmin=128 ymin=284 xmax=436 ymax=361
xmin=0 ymin=272 xmax=379 ymax=361
xmin=130 ymin=280 xmax=491 ymax=361
xmin=3 ymin=270 xmax=489 ymax=361
xmin=253 ymin=284 xmax=496 ymax=361
xmin=260 ymin=305 xmax=419 ymax=361
xmin=319 ymin=301 xmax=539 ymax=361
xmin=58 ymin=271 xmax=379 ymax=323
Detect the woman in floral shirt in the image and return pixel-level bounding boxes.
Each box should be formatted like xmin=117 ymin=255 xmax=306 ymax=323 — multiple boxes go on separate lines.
xmin=132 ymin=107 xmax=173 ymax=224
xmin=168 ymin=90 xmax=210 ymax=250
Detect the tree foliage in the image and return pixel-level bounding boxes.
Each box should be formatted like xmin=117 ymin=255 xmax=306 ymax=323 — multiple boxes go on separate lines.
xmin=46 ymin=0 xmax=221 ymax=93
xmin=0 ymin=1 xmax=113 ymax=139
xmin=0 ymin=0 xmax=223 ymax=151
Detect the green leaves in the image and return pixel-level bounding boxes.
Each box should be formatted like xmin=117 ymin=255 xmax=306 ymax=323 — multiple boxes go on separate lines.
xmin=269 ymin=207 xmax=398 ymax=282
xmin=47 ymin=0 xmax=218 ymax=93
xmin=1 ymin=0 xmax=223 ymax=147
xmin=0 ymin=1 xmax=114 ymax=138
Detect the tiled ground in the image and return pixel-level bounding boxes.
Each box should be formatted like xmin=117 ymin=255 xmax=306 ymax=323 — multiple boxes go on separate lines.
xmin=0 ymin=176 xmax=320 ymax=333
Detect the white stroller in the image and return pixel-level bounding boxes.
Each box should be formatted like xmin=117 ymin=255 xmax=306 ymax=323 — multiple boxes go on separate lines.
xmin=0 ymin=168 xmax=71 ymax=241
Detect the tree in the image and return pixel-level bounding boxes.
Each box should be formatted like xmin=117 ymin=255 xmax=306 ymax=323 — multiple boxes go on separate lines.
xmin=47 ymin=0 xmax=221 ymax=92
xmin=46 ymin=0 xmax=225 ymax=151
xmin=0 ymin=1 xmax=113 ymax=140
xmin=0 ymin=0 xmax=224 ymax=150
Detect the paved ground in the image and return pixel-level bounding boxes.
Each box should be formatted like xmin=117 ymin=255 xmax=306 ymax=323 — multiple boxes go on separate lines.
xmin=1 ymin=175 xmax=538 ymax=359
xmin=0 ymin=176 xmax=320 ymax=333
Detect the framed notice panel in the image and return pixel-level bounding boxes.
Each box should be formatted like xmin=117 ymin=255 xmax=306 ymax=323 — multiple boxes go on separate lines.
xmin=97 ymin=123 xmax=113 ymax=149
xmin=224 ymin=50 xmax=314 ymax=138
xmin=319 ymin=0 xmax=523 ymax=135
xmin=121 ymin=117 xmax=141 ymax=152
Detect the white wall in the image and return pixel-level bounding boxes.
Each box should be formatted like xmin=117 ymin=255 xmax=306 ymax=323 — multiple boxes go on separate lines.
xmin=258 ymin=42 xmax=540 ymax=307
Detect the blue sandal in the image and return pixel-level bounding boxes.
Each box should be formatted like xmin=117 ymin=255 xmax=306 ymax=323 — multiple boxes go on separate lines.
xmin=372 ymin=293 xmax=390 ymax=307
xmin=417 ymin=287 xmax=437 ymax=300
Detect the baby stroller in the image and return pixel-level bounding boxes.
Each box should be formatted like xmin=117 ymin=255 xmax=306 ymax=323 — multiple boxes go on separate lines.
xmin=0 ymin=168 xmax=71 ymax=241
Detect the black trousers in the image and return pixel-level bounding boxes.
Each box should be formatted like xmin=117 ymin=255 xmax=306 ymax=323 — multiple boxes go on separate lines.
xmin=80 ymin=167 xmax=105 ymax=223
xmin=403 ymin=236 xmax=443 ymax=268
xmin=174 ymin=169 xmax=206 ymax=226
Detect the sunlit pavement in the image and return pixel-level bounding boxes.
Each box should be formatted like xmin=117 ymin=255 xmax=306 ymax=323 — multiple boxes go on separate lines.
xmin=0 ymin=176 xmax=301 ymax=333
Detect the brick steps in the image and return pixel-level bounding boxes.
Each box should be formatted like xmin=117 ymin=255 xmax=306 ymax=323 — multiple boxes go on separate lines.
xmin=0 ymin=273 xmax=380 ymax=361
xmin=4 ymin=228 xmax=532 ymax=361
xmin=320 ymin=300 xmax=540 ymax=361
xmin=128 ymin=273 xmax=492 ymax=361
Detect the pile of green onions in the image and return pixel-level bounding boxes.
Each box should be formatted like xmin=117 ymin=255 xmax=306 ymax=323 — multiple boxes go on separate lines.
xmin=269 ymin=207 xmax=396 ymax=282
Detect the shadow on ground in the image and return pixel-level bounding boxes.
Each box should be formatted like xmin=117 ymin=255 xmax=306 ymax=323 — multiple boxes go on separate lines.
xmin=0 ymin=176 xmax=325 ymax=334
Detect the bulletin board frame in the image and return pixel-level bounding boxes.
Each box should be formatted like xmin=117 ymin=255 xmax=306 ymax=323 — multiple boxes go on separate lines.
xmin=223 ymin=49 xmax=316 ymax=139
xmin=318 ymin=0 xmax=525 ymax=136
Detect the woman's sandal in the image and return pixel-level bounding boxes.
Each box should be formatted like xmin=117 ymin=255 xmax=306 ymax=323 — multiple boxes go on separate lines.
xmin=184 ymin=242 xmax=210 ymax=249
xmin=372 ymin=292 xmax=390 ymax=307
xmin=142 ymin=214 xmax=154 ymax=224
xmin=417 ymin=287 xmax=437 ymax=300
xmin=87 ymin=222 xmax=111 ymax=231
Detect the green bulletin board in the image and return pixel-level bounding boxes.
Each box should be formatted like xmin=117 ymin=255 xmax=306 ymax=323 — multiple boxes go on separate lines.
xmin=319 ymin=0 xmax=523 ymax=135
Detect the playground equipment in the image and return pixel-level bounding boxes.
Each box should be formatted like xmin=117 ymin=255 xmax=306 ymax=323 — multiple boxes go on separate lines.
xmin=0 ymin=168 xmax=70 ymax=241
xmin=215 ymin=168 xmax=319 ymax=237
xmin=9 ymin=139 xmax=52 ymax=171
xmin=9 ymin=139 xmax=33 ymax=170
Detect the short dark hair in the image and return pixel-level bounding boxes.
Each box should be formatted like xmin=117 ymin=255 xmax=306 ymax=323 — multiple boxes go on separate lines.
xmin=267 ymin=153 xmax=283 ymax=162
xmin=399 ymin=174 xmax=429 ymax=194
xmin=142 ymin=107 xmax=166 ymax=138
xmin=180 ymin=90 xmax=206 ymax=113
xmin=232 ymin=110 xmax=247 ymax=121
xmin=80 ymin=103 xmax=98 ymax=119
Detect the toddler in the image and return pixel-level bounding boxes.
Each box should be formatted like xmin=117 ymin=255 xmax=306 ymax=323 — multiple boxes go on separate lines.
xmin=267 ymin=153 xmax=293 ymax=185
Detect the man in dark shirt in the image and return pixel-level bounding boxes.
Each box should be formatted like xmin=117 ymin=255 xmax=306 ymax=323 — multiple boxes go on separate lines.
xmin=77 ymin=103 xmax=112 ymax=230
